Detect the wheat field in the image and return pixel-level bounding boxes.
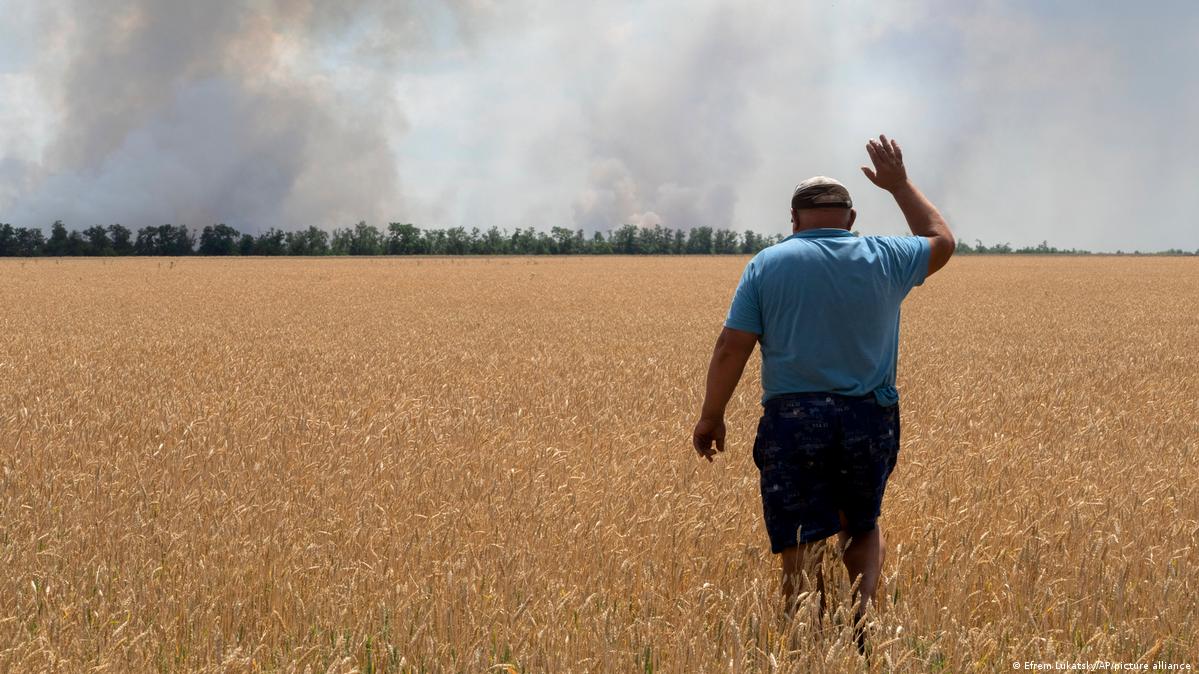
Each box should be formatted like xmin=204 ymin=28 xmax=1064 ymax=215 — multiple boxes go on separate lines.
xmin=1 ymin=255 xmax=1196 ymax=672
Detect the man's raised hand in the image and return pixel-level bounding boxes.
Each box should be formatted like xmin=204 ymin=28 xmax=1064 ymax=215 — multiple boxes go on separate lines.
xmin=861 ymin=134 xmax=909 ymax=192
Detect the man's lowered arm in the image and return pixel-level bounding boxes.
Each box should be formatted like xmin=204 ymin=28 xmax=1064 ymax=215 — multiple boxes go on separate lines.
xmin=693 ymin=326 xmax=758 ymax=462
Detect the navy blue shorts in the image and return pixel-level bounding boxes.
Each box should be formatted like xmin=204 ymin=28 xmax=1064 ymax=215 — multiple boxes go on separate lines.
xmin=751 ymin=392 xmax=901 ymax=553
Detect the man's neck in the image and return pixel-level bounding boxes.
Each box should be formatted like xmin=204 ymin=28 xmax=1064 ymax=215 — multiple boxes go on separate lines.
xmin=792 ymin=224 xmax=851 ymax=234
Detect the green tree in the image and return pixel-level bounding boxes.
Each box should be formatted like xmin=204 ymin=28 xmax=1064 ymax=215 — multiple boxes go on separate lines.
xmin=349 ymin=222 xmax=384 ymax=255
xmin=387 ymin=223 xmax=424 ymax=254
xmin=591 ymin=230 xmax=612 ymax=254
xmin=467 ymin=227 xmax=486 ymax=254
xmin=199 ymin=224 xmax=241 ymax=255
xmin=15 ymin=227 xmax=45 ymax=256
xmin=134 ymin=226 xmax=158 ymax=255
xmin=638 ymin=224 xmax=676 ymax=254
xmin=551 ymin=226 xmax=575 ymax=254
xmin=286 ymin=226 xmax=329 ymax=255
xmin=422 ymin=228 xmax=447 ymax=254
xmin=612 ymin=224 xmax=639 ymax=254
xmin=686 ymin=226 xmax=714 ymax=254
xmin=740 ymin=230 xmax=759 ymax=254
xmin=714 ymin=229 xmax=739 ymax=254
xmin=108 ymin=224 xmax=133 ymax=255
xmin=481 ymin=226 xmax=507 ymax=255
xmin=83 ymin=225 xmax=113 ymax=255
xmin=0 ymin=224 xmax=14 ymax=256
xmin=45 ymin=220 xmax=69 ymax=255
xmin=284 ymin=230 xmax=304 ymax=255
xmin=509 ymin=228 xmax=537 ymax=254
xmin=135 ymin=224 xmax=194 ymax=255
xmin=444 ymin=227 xmax=470 ymax=255
xmin=307 ymin=226 xmax=331 ymax=255
xmin=167 ymin=225 xmax=196 ymax=255
xmin=330 ymin=228 xmax=352 ymax=255
xmin=64 ymin=230 xmax=88 ymax=255
xmin=254 ymin=228 xmax=287 ymax=255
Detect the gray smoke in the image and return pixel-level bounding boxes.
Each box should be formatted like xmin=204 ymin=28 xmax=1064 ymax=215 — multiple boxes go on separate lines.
xmin=2 ymin=0 xmax=1197 ymax=251
xmin=569 ymin=6 xmax=764 ymax=232
xmin=1 ymin=0 xmax=486 ymax=231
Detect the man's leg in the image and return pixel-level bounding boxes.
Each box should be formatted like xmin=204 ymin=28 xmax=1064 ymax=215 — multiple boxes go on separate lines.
xmin=838 ymin=515 xmax=886 ymax=653
xmin=838 ymin=523 xmax=886 ymax=612
xmin=753 ymin=395 xmax=842 ymax=619
xmin=779 ymin=540 xmax=826 ymax=618
xmin=836 ymin=396 xmax=900 ymax=652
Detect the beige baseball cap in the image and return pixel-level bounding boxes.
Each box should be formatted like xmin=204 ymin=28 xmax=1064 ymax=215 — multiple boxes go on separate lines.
xmin=792 ymin=176 xmax=853 ymax=210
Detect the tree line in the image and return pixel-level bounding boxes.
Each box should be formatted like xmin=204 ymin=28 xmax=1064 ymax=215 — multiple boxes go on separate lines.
xmin=0 ymin=221 xmax=785 ymax=256
xmin=954 ymin=240 xmax=1196 ymax=256
xmin=0 ymin=220 xmax=1194 ymax=256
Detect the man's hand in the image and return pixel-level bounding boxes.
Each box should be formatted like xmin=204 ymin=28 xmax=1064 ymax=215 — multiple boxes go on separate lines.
xmin=693 ymin=326 xmax=756 ymax=464
xmin=692 ymin=417 xmax=726 ymax=463
xmin=861 ymin=134 xmax=908 ymax=192
xmin=860 ymin=134 xmax=956 ymax=276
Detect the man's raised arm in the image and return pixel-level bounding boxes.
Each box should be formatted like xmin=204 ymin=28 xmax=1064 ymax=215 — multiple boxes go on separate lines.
xmin=861 ymin=134 xmax=956 ymax=276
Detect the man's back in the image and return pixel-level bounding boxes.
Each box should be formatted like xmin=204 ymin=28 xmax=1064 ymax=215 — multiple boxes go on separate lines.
xmin=723 ymin=228 xmax=930 ymax=404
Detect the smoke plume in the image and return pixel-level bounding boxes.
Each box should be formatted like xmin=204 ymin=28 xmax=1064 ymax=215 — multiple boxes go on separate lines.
xmin=2 ymin=1 xmax=1197 ymax=251
xmin=2 ymin=0 xmax=487 ymax=231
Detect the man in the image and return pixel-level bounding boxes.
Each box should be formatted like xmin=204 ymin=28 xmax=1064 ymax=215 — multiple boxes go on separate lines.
xmin=690 ymin=135 xmax=955 ymax=640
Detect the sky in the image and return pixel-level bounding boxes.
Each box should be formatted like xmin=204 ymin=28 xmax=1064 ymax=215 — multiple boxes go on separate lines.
xmin=0 ymin=0 xmax=1197 ymax=252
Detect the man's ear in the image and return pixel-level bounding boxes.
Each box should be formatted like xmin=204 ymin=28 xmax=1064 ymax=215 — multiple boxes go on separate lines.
xmin=790 ymin=208 xmax=799 ymax=230
xmin=847 ymin=209 xmax=857 ymax=230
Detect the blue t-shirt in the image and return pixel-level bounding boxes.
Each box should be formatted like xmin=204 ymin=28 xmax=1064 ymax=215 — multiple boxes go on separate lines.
xmin=723 ymin=228 xmax=930 ymax=406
